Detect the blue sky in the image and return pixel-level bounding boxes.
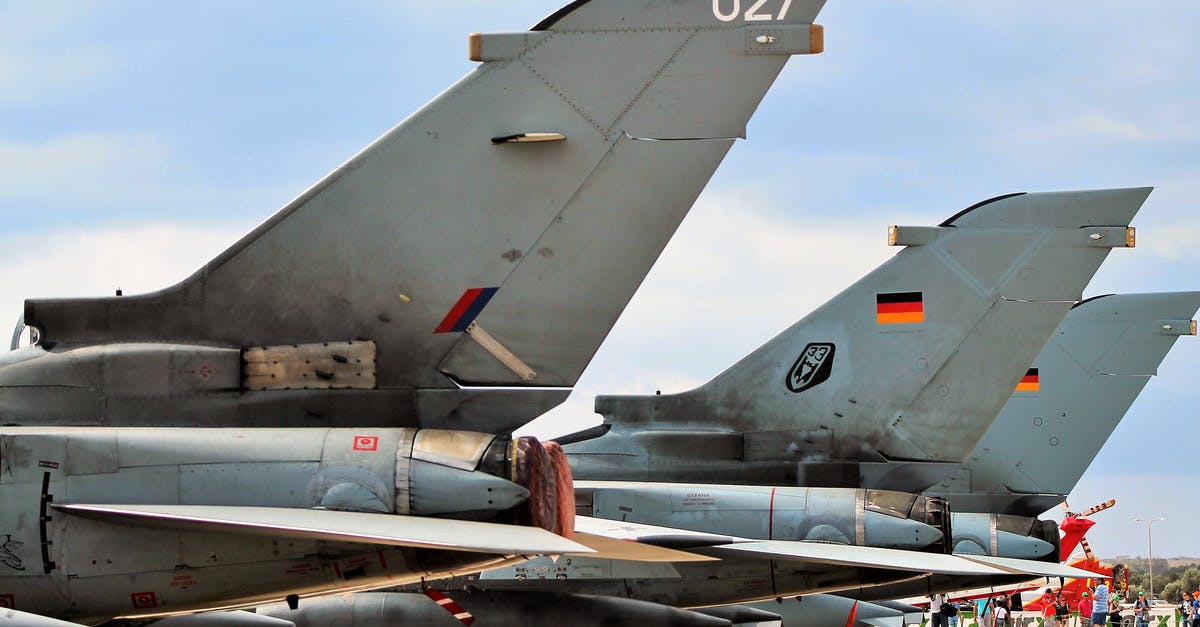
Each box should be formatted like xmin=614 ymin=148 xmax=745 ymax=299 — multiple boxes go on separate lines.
xmin=1 ymin=1 xmax=1197 ymax=558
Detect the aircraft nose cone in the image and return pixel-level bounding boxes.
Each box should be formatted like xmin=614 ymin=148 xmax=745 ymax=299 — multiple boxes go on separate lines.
xmin=864 ymin=510 xmax=944 ymax=550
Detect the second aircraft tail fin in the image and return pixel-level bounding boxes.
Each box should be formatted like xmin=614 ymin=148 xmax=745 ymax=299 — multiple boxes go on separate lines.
xmin=594 ymin=189 xmax=1148 ymax=466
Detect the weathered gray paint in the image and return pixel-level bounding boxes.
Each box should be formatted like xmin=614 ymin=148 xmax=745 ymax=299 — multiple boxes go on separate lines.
xmin=578 ymin=481 xmax=943 ymax=550
xmin=568 ymin=188 xmax=1150 ymax=482
xmin=0 ymin=427 xmax=554 ymax=622
xmin=2 ymin=0 xmax=828 ymax=432
xmin=858 ymin=291 xmax=1200 ymax=515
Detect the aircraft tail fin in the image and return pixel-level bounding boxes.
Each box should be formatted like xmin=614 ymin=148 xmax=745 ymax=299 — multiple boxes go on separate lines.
xmin=14 ymin=0 xmax=828 ymax=429
xmin=917 ymin=292 xmax=1200 ymax=514
xmin=596 ymin=188 xmax=1149 ymax=464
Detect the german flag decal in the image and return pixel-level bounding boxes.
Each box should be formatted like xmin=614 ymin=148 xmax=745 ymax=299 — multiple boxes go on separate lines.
xmin=876 ymin=292 xmax=924 ymax=324
xmin=1015 ymin=368 xmax=1039 ymax=392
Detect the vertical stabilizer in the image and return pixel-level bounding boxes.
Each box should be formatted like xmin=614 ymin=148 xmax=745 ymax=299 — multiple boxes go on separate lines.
xmin=591 ymin=189 xmax=1148 ymax=467
xmin=913 ymin=291 xmax=1200 ymax=514
xmin=7 ymin=0 xmax=828 ymax=430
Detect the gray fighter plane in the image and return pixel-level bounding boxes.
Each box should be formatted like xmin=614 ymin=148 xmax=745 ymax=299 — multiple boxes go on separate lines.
xmin=565 ymin=187 xmax=1146 ymax=483
xmin=0 ymin=0 xmax=827 ymax=433
xmin=0 ymin=0 xmax=835 ymax=623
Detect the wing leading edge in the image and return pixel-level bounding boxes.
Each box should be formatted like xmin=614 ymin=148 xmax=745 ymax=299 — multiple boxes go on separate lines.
xmin=56 ymin=504 xmax=590 ymax=556
xmin=576 ymin=515 xmax=1105 ymax=578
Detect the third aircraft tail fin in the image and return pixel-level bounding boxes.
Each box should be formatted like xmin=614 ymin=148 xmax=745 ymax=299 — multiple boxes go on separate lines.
xmin=908 ymin=291 xmax=1200 ymax=515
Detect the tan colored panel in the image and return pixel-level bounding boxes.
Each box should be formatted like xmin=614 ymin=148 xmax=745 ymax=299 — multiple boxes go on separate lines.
xmin=244 ymin=341 xmax=376 ymax=390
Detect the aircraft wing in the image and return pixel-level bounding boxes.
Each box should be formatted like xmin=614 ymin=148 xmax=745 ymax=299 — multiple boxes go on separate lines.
xmin=55 ymin=504 xmax=590 ymax=556
xmin=576 ymin=515 xmax=1078 ymax=578
xmin=954 ymin=554 xmax=1106 ymax=578
xmin=711 ymin=541 xmax=1007 ymax=576
xmin=722 ymin=542 xmax=1105 ymax=579
xmin=571 ymin=532 xmax=719 ymax=563
xmin=575 ymin=514 xmax=739 ymax=547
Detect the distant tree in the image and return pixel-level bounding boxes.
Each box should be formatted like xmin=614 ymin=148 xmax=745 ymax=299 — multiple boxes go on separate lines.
xmin=1161 ymin=581 xmax=1184 ymax=603
xmin=1122 ymin=559 xmax=1176 ymax=595
xmin=1176 ymin=567 xmax=1200 ymax=599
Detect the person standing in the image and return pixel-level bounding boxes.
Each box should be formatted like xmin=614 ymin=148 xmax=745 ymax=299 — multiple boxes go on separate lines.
xmin=946 ymin=600 xmax=960 ymax=627
xmin=1042 ymin=589 xmax=1059 ymax=627
xmin=1133 ymin=591 xmax=1150 ymax=627
xmin=1079 ymin=591 xmax=1092 ymax=627
xmin=994 ymin=599 xmax=1009 ymax=627
xmin=1056 ymin=594 xmax=1071 ymax=626
xmin=930 ymin=592 xmax=948 ymax=627
xmin=1109 ymin=595 xmax=1124 ymax=626
xmin=1092 ymin=580 xmax=1110 ymax=627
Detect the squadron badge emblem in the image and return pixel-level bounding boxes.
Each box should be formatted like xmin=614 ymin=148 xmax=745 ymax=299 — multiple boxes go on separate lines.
xmin=785 ymin=343 xmax=835 ymax=393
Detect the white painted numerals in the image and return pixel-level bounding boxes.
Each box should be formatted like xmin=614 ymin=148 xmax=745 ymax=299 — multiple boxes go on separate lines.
xmin=712 ymin=0 xmax=794 ymax=22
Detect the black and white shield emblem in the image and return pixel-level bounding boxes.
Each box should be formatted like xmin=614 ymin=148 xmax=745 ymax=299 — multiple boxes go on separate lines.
xmin=786 ymin=342 xmax=835 ymax=393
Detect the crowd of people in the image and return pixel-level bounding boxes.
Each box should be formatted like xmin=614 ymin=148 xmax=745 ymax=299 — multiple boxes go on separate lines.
xmin=929 ymin=580 xmax=1180 ymax=627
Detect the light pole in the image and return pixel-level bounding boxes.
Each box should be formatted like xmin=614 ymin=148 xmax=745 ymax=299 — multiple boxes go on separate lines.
xmin=1133 ymin=516 xmax=1166 ymax=601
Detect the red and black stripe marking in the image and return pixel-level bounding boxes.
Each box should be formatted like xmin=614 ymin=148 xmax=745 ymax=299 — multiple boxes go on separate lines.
xmin=434 ymin=287 xmax=500 ymax=333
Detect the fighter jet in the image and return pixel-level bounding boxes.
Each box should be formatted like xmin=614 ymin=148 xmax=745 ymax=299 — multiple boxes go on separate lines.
xmin=0 ymin=0 xmax=835 ymax=623
xmin=564 ymin=188 xmax=1147 ymax=483
xmin=0 ymin=0 xmax=827 ymax=433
